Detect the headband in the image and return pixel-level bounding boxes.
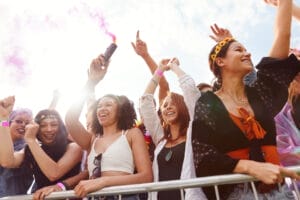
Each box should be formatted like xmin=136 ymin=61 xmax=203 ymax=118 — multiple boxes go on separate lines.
xmin=210 ymin=37 xmax=235 ymax=62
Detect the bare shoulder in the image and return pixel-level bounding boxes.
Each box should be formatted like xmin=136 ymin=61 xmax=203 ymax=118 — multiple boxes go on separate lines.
xmin=67 ymin=142 xmax=82 ymax=152
xmin=126 ymin=127 xmax=144 ymax=143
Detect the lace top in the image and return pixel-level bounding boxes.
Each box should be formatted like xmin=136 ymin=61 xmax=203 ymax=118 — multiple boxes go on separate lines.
xmin=192 ymin=54 xmax=300 ymax=198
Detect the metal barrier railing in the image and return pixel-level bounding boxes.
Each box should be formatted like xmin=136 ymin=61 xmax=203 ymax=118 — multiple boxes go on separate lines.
xmin=1 ymin=166 xmax=300 ymax=200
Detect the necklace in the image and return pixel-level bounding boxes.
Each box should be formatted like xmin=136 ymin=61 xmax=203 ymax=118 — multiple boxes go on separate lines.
xmin=165 ymin=136 xmax=182 ymax=162
xmin=221 ymin=88 xmax=248 ymax=107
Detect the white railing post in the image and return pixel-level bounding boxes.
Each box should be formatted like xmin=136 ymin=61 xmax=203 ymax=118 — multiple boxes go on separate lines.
xmin=214 ymin=185 xmax=220 ymax=200
xmin=250 ymin=181 xmax=259 ymax=200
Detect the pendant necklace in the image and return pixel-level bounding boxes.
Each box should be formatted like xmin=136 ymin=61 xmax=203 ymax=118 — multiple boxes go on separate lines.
xmin=165 ymin=136 xmax=180 ymax=162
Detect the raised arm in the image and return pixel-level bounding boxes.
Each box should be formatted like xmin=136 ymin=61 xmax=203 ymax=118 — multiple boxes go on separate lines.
xmin=265 ymin=0 xmax=300 ymax=22
xmin=24 ymin=123 xmax=83 ymax=181
xmin=48 ymin=89 xmax=61 ymax=110
xmin=132 ymin=31 xmax=169 ymax=105
xmin=163 ymin=58 xmax=201 ymax=116
xmin=0 ymin=96 xmax=25 ymax=168
xmin=267 ymin=0 xmax=292 ymax=59
xmin=74 ymin=128 xmax=153 ymax=197
xmin=65 ymin=54 xmax=108 ymax=151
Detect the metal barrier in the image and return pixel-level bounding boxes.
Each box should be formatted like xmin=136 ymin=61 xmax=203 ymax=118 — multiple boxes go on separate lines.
xmin=1 ymin=166 xmax=300 ymax=200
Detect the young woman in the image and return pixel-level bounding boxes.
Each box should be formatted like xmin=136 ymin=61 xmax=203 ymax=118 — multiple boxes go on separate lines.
xmin=191 ymin=0 xmax=300 ymax=199
xmin=65 ymin=54 xmax=153 ymax=199
xmin=0 ymin=97 xmax=82 ymax=195
xmin=139 ymin=57 xmax=206 ymax=200
xmin=0 ymin=108 xmax=33 ymax=197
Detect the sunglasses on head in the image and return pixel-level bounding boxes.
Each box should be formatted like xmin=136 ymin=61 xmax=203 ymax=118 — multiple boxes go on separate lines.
xmin=91 ymin=153 xmax=102 ymax=179
xmin=11 ymin=119 xmax=30 ymax=126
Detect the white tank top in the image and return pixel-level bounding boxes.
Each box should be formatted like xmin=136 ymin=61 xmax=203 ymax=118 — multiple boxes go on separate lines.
xmin=88 ymin=130 xmax=134 ymax=177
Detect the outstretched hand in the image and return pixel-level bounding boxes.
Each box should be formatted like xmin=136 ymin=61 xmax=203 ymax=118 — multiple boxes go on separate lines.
xmin=88 ymin=54 xmax=108 ymax=86
xmin=264 ymin=0 xmax=278 ymax=6
xmin=209 ymin=24 xmax=233 ymax=42
xmin=131 ymin=30 xmax=149 ymax=58
xmin=0 ymin=96 xmax=15 ymax=119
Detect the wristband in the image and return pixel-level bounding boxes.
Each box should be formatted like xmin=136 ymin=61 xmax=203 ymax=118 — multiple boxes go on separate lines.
xmin=56 ymin=182 xmax=66 ymax=191
xmin=155 ymin=69 xmax=164 ymax=77
xmin=0 ymin=120 xmax=9 ymax=127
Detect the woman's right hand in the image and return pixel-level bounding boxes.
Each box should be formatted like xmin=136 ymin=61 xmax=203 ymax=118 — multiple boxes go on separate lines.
xmin=0 ymin=96 xmax=15 ymax=119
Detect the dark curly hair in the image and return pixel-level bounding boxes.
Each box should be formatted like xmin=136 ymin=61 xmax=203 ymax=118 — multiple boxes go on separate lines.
xmin=91 ymin=94 xmax=137 ymax=136
xmin=208 ymin=39 xmax=236 ymax=91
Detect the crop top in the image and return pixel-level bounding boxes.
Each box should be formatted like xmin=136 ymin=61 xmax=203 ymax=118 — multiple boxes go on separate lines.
xmin=88 ymin=130 xmax=134 ymax=178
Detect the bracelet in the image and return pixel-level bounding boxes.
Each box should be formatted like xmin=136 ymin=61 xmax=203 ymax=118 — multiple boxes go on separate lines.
xmin=151 ymin=78 xmax=158 ymax=85
xmin=56 ymin=182 xmax=66 ymax=191
xmin=0 ymin=120 xmax=9 ymax=127
xmin=155 ymin=69 xmax=164 ymax=77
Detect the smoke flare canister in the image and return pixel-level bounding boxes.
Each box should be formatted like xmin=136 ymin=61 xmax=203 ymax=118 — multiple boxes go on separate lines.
xmin=103 ymin=43 xmax=117 ymax=62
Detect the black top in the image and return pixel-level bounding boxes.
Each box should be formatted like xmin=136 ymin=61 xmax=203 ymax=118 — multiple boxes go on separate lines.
xmin=24 ymin=141 xmax=81 ymax=191
xmin=192 ymin=54 xmax=300 ymax=199
xmin=157 ymin=141 xmax=185 ymax=200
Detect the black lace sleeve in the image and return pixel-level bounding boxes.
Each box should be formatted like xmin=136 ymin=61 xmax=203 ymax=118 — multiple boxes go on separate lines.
xmin=192 ymin=93 xmax=239 ymax=177
xmin=252 ymin=54 xmax=300 ymax=117
xmin=192 ymin=139 xmax=239 ymax=177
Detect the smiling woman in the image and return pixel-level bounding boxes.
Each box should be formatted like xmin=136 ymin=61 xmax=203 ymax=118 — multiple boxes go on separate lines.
xmin=0 ymin=100 xmax=83 ymax=197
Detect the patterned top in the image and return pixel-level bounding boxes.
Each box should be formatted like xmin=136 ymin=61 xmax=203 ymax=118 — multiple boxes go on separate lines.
xmin=192 ymin=54 xmax=300 ymax=198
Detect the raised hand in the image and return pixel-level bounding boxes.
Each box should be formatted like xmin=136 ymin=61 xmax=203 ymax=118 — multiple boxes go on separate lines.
xmin=131 ymin=30 xmax=149 ymax=58
xmin=0 ymin=96 xmax=15 ymax=119
xmin=264 ymin=0 xmax=278 ymax=6
xmin=88 ymin=54 xmax=108 ymax=86
xmin=24 ymin=121 xmax=39 ymax=142
xmin=158 ymin=57 xmax=180 ymax=72
xmin=209 ymin=24 xmax=233 ymax=42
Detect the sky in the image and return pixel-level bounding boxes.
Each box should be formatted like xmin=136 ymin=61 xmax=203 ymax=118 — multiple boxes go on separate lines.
xmin=1 ymin=0 xmax=300 ymax=120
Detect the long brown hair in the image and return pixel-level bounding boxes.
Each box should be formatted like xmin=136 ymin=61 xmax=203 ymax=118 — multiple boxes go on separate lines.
xmin=160 ymin=92 xmax=190 ymax=141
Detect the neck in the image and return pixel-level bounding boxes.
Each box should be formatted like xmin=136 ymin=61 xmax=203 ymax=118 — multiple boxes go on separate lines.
xmin=102 ymin=125 xmax=120 ymax=136
xmin=220 ymin=75 xmax=245 ymax=97
xmin=169 ymin=124 xmax=183 ymax=140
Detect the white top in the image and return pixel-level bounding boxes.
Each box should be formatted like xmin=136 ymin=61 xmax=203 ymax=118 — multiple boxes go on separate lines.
xmin=139 ymin=74 xmax=207 ymax=200
xmin=87 ymin=130 xmax=134 ymax=177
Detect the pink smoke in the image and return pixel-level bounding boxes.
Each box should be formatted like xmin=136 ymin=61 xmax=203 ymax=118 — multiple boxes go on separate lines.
xmin=69 ymin=3 xmax=116 ymax=42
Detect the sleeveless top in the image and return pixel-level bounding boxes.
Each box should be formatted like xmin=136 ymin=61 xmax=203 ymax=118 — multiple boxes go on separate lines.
xmin=88 ymin=130 xmax=134 ymax=178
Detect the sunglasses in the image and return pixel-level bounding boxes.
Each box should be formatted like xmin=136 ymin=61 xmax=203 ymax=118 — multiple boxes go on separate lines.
xmin=11 ymin=119 xmax=30 ymax=126
xmin=91 ymin=153 xmax=102 ymax=179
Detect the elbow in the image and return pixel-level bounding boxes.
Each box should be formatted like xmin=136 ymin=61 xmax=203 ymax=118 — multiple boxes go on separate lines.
xmin=143 ymin=171 xmax=154 ymax=183
xmin=47 ymin=172 xmax=62 ymax=182
xmin=1 ymin=160 xmax=14 ymax=168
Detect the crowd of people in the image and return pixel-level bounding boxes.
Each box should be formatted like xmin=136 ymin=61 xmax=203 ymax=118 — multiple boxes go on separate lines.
xmin=1 ymin=0 xmax=300 ymax=199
